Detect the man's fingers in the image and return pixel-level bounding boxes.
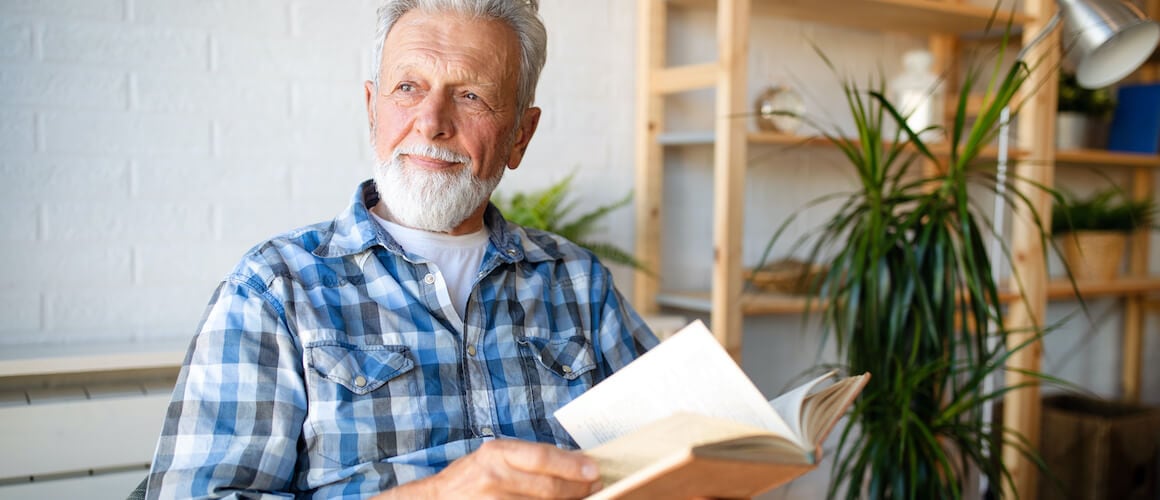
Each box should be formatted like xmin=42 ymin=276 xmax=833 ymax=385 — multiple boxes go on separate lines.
xmin=489 ymin=464 xmax=602 ymax=499
xmin=488 ymin=439 xmax=600 ymax=482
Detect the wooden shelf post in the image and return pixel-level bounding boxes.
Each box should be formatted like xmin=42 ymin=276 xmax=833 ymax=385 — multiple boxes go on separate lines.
xmin=633 ymin=0 xmax=666 ymax=317
xmin=710 ymin=0 xmax=751 ymax=361
xmin=1001 ymin=0 xmax=1059 ymax=497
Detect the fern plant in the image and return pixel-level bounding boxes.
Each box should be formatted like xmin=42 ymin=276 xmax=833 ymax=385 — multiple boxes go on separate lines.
xmin=492 ymin=173 xmax=647 ymax=272
xmin=1052 ymin=187 xmax=1157 ymax=233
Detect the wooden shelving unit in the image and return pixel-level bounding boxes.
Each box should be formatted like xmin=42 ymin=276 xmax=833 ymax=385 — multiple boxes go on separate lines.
xmin=634 ymin=0 xmax=1158 ymax=497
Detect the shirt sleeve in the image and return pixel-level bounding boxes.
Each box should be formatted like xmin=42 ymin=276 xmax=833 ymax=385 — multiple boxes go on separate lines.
xmin=590 ymin=263 xmax=660 ymax=376
xmin=147 ymin=274 xmax=307 ymax=499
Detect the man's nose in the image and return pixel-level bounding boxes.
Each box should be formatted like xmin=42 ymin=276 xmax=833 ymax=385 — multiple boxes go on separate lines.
xmin=414 ymin=92 xmax=454 ymax=140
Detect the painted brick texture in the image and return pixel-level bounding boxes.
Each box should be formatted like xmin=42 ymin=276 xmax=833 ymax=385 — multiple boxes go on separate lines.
xmin=0 ymin=1 xmax=639 ymax=345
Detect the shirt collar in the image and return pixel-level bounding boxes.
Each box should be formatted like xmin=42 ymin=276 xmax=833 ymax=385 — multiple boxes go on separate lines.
xmin=312 ymin=179 xmax=559 ymax=265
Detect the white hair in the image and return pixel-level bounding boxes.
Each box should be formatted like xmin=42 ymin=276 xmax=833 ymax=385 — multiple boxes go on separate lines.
xmin=370 ymin=0 xmax=547 ymax=113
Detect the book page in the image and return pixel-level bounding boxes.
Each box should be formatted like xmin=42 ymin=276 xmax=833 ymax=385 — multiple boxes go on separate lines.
xmin=768 ymin=370 xmax=837 ymax=442
xmin=554 ymin=320 xmax=797 ymax=449
xmin=800 ymin=373 xmax=870 ymax=446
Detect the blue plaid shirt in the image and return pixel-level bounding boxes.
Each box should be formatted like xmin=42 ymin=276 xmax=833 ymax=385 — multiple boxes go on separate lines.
xmin=147 ymin=180 xmax=658 ymax=499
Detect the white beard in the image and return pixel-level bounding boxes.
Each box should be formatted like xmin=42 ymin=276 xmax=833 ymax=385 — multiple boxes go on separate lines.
xmin=373 ymin=143 xmax=503 ymax=233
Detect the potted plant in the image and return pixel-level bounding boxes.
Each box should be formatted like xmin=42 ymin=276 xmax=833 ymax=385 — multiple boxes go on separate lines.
xmin=1052 ymin=187 xmax=1156 ymax=281
xmin=758 ymin=28 xmax=1064 ymax=498
xmin=491 ymin=173 xmax=648 ymax=272
xmin=1056 ymin=70 xmax=1116 ymax=149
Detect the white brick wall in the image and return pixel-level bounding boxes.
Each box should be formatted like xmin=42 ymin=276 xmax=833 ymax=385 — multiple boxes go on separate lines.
xmin=0 ymin=1 xmax=641 ymax=346
xmin=1 ymin=1 xmax=1153 ymax=409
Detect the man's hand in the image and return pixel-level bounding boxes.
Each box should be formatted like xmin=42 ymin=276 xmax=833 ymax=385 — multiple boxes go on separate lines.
xmin=372 ymin=439 xmax=603 ymax=499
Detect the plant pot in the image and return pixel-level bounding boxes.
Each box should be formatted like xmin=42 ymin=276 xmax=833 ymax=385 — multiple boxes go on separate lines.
xmin=1057 ymin=230 xmax=1127 ymax=281
xmin=1056 ymin=112 xmax=1111 ymax=150
xmin=1056 ymin=111 xmax=1090 ymax=149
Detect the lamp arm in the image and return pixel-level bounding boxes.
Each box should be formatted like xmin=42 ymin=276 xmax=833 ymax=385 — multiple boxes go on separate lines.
xmin=1015 ymin=10 xmax=1063 ymax=63
xmin=991 ymin=107 xmax=1012 ymax=286
xmin=990 ymin=9 xmax=1062 ymax=283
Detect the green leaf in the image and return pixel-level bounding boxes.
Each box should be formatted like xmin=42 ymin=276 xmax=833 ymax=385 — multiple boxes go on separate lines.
xmin=491 ymin=171 xmax=650 ymax=273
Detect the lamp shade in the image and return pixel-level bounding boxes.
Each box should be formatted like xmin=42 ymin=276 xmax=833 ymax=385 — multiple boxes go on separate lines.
xmin=1059 ymin=0 xmax=1160 ymax=88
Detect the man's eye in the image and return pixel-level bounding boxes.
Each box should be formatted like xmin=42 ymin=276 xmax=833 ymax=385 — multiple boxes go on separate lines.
xmin=397 ymin=83 xmax=415 ymax=92
xmin=464 ymin=92 xmax=479 ymax=101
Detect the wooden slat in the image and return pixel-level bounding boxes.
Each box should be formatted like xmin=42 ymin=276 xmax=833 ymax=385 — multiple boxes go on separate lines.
xmin=709 ymin=0 xmax=750 ymax=361
xmin=659 ymin=278 xmax=1160 ymax=317
xmin=652 ymin=63 xmax=718 ymax=94
xmin=634 ymin=0 xmax=667 ymax=315
xmin=1055 ymin=149 xmax=1160 ymax=168
xmin=1001 ymin=1 xmax=1056 ymax=497
xmin=657 ymin=290 xmax=816 ymax=315
xmin=1122 ymin=168 xmax=1153 ymax=402
xmin=672 ymin=130 xmax=1160 ymax=169
xmin=667 ymin=0 xmax=1034 ymax=35
xmin=1042 ymin=277 xmax=1160 ymax=299
xmin=0 ymin=395 xmax=170 ymax=479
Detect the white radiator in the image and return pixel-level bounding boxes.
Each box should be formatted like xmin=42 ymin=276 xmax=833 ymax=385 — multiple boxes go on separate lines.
xmin=0 ymin=344 xmax=184 ymax=499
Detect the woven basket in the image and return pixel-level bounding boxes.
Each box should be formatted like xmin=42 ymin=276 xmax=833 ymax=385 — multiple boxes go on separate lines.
xmin=745 ymin=259 xmax=826 ymax=295
xmin=1058 ymin=230 xmax=1127 ymax=281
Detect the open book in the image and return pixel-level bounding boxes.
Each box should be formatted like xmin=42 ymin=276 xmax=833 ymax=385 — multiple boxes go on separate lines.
xmin=554 ymin=320 xmax=869 ymax=499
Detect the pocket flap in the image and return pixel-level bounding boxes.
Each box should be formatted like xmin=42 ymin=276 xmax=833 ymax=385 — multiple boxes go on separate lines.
xmin=307 ymin=342 xmax=414 ymax=395
xmin=519 ymin=334 xmax=596 ymax=381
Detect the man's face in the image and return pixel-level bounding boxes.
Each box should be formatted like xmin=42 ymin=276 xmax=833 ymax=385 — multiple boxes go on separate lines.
xmin=365 ymin=9 xmax=541 ymax=234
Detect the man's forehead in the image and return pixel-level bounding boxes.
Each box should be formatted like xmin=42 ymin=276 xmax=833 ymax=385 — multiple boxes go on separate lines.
xmin=381 ymin=11 xmax=520 ymax=79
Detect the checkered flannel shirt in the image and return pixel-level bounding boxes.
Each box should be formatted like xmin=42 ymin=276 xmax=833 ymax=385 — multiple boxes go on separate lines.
xmin=147 ymin=180 xmax=658 ymax=499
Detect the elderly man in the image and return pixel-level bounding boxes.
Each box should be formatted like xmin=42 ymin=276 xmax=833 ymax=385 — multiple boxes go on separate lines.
xmin=145 ymin=0 xmax=657 ymax=498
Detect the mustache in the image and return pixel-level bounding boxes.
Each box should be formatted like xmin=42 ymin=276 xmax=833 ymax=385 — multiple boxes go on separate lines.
xmin=392 ymin=144 xmax=471 ymax=165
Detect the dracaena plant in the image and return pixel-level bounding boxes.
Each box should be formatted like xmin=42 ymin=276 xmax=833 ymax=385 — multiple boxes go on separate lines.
xmin=755 ymin=10 xmax=1070 ymax=499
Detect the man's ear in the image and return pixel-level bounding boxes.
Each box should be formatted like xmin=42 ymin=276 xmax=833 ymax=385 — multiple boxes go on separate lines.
xmin=364 ymin=80 xmax=376 ymax=131
xmin=506 ymin=106 xmax=542 ymax=170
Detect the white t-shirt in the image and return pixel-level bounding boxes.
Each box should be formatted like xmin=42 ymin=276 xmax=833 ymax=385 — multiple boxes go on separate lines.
xmin=371 ymin=213 xmax=490 ymax=324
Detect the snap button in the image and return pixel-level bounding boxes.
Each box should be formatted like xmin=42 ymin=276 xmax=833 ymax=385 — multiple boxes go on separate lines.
xmin=505 ymin=248 xmax=518 ymax=257
xmin=480 ymin=427 xmax=494 ymax=437
xmin=561 ymin=365 xmax=573 ymax=374
xmin=353 ymin=375 xmax=367 ymax=388
xmin=423 ymin=273 xmax=435 ymax=285
xmin=466 ymin=345 xmax=477 ymax=357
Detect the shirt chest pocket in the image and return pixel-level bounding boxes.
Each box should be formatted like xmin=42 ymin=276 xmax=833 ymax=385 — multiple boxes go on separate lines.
xmin=516 ymin=331 xmax=599 ymax=402
xmin=303 ymin=341 xmax=427 ymax=466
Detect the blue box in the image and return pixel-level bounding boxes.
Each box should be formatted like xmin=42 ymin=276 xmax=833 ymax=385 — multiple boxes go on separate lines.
xmin=1107 ymin=83 xmax=1160 ymax=154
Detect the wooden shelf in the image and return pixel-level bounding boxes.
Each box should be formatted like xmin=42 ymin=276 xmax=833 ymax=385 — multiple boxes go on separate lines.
xmin=656 ymin=290 xmax=816 ymax=315
xmin=660 ymin=277 xmax=1160 ymax=317
xmin=666 ymin=0 xmax=1034 ymax=35
xmin=749 ymin=132 xmax=1040 ymax=162
xmin=1044 ymin=276 xmax=1160 ymax=300
xmin=1055 ymin=149 xmax=1160 ymax=168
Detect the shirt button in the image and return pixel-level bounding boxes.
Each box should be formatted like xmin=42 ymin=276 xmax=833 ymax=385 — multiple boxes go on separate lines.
xmin=423 ymin=273 xmax=435 ymax=285
xmin=480 ymin=427 xmax=494 ymax=437
xmin=561 ymin=365 xmax=573 ymax=374
xmin=505 ymin=248 xmax=518 ymax=257
xmin=466 ymin=345 xmax=477 ymax=357
xmin=353 ymin=375 xmax=367 ymax=388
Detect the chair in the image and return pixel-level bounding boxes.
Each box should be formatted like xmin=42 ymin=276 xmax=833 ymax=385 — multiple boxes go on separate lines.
xmin=127 ymin=475 xmax=147 ymax=500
